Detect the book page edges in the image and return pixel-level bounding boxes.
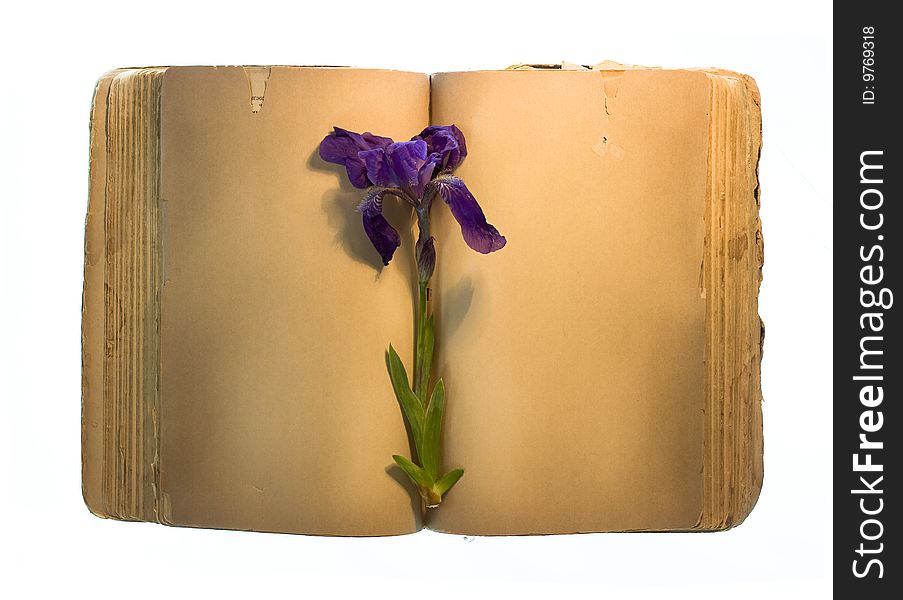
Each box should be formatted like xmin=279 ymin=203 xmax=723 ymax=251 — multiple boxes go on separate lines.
xmin=696 ymin=69 xmax=764 ymax=530
xmin=83 ymin=68 xmax=168 ymax=522
xmin=82 ymin=70 xmax=118 ymax=519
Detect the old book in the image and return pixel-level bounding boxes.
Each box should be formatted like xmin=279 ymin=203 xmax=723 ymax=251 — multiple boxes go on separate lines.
xmin=82 ymin=64 xmax=763 ymax=536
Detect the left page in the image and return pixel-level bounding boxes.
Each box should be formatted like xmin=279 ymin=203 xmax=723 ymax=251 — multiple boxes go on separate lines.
xmin=156 ymin=67 xmax=429 ymax=535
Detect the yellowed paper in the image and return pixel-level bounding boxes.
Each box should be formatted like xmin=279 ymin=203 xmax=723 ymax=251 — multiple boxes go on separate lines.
xmin=158 ymin=67 xmax=429 ymax=535
xmin=427 ymin=69 xmax=712 ymax=534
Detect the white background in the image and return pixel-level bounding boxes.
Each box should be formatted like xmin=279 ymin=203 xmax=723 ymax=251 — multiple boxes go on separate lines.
xmin=0 ymin=1 xmax=832 ymax=597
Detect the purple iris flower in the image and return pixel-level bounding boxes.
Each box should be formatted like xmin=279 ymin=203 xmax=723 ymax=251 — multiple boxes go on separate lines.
xmin=318 ymin=125 xmax=506 ymax=267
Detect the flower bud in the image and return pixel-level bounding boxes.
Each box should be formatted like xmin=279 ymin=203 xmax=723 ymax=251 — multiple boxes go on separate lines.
xmin=417 ymin=236 xmax=436 ymax=283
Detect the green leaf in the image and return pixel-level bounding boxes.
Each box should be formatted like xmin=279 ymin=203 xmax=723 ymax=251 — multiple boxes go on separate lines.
xmin=392 ymin=454 xmax=433 ymax=489
xmin=420 ymin=379 xmax=445 ymax=479
xmin=386 ymin=345 xmax=423 ymax=454
xmin=415 ymin=314 xmax=434 ymax=402
xmin=434 ymin=468 xmax=464 ymax=497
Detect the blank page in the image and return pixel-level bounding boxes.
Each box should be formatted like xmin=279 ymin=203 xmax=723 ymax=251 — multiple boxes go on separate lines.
xmin=428 ymin=69 xmax=711 ymax=534
xmin=158 ymin=67 xmax=428 ymax=535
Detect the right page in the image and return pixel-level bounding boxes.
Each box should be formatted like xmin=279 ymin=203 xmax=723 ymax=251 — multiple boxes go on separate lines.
xmin=428 ymin=66 xmax=762 ymax=534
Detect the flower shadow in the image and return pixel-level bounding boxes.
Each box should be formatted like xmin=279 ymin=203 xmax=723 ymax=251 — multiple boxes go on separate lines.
xmin=308 ymin=147 xmax=414 ymax=274
xmin=385 ymin=463 xmax=424 ymax=528
xmin=439 ymin=275 xmax=474 ymax=341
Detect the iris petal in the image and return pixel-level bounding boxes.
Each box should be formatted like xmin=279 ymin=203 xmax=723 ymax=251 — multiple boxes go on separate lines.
xmin=358 ymin=131 xmax=394 ymax=148
xmin=359 ymin=148 xmax=391 ymax=187
xmin=358 ymin=189 xmax=400 ymax=266
xmin=386 ymin=140 xmax=428 ymax=189
xmin=318 ymin=127 xmax=393 ymax=189
xmin=431 ymin=176 xmax=506 ymax=254
xmin=417 ymin=152 xmax=443 ymax=196
xmin=416 ymin=125 xmax=467 ymax=170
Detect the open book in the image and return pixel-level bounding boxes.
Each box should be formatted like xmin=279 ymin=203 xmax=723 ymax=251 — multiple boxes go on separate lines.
xmin=82 ymin=64 xmax=763 ymax=536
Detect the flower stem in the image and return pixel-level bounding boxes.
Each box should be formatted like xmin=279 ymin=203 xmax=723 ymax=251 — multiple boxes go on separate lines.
xmin=389 ymin=205 xmax=464 ymax=509
xmin=414 ymin=281 xmax=428 ymax=396
xmin=414 ymin=208 xmax=431 ymax=401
